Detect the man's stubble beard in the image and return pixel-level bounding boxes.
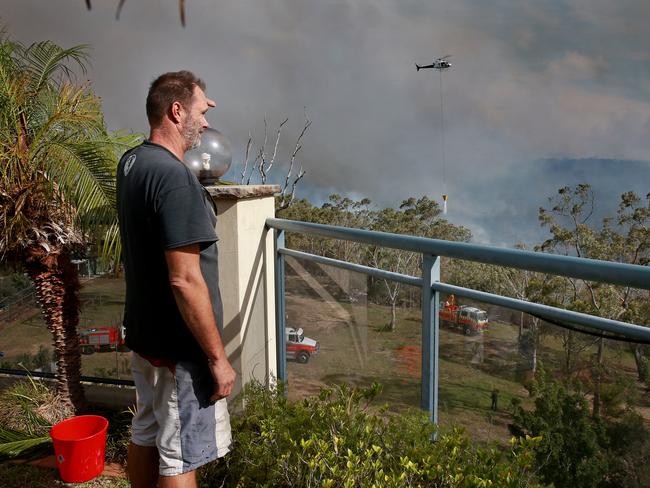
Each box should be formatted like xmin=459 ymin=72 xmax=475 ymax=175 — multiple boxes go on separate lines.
xmin=182 ymin=116 xmax=203 ymax=151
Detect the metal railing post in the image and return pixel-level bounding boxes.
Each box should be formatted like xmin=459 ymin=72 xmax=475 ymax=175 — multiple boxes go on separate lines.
xmin=421 ymin=254 xmax=440 ymax=428
xmin=275 ymin=229 xmax=287 ymax=385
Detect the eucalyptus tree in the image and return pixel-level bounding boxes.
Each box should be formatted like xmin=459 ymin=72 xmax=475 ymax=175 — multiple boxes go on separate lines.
xmin=538 ymin=184 xmax=650 ymax=416
xmin=368 ymin=197 xmax=471 ymax=331
xmin=0 ymin=38 xmax=139 ymax=412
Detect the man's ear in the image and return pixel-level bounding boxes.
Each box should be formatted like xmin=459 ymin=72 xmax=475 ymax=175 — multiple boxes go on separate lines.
xmin=170 ymin=101 xmax=184 ymax=124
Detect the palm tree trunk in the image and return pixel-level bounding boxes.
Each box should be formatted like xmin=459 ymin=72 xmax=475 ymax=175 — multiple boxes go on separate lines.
xmin=61 ymin=252 xmax=85 ymax=408
xmin=26 ymin=247 xmax=86 ymax=413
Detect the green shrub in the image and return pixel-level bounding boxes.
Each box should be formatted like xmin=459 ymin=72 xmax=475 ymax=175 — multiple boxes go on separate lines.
xmin=603 ymin=411 xmax=650 ymax=488
xmin=510 ymin=370 xmax=609 ymax=488
xmin=200 ymin=382 xmax=542 ymax=487
xmin=510 ymin=366 xmax=650 ymax=488
xmin=599 ymin=373 xmax=638 ymax=417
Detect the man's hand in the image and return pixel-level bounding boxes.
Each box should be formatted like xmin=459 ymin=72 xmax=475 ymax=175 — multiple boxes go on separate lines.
xmin=209 ymin=357 xmax=236 ymax=401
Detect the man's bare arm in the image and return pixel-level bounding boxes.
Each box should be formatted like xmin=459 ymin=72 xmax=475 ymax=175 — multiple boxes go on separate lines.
xmin=165 ymin=244 xmax=235 ymax=399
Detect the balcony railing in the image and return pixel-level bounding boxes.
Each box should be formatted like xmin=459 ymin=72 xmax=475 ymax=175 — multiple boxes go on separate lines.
xmin=267 ymin=217 xmax=650 ymax=427
xmin=2 ymin=213 xmax=648 ymax=440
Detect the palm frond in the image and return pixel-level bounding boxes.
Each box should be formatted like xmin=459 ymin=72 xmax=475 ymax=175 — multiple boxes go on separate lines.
xmin=179 ymin=0 xmax=186 ymax=27
xmin=0 ymin=39 xmax=19 ymax=86
xmin=38 ymin=131 xmax=139 ymax=264
xmin=0 ymin=37 xmax=140 ymax=267
xmin=108 ymin=129 xmax=144 ymax=161
xmin=44 ymin=141 xmax=116 ymax=204
xmin=30 ymin=83 xmax=104 ymax=143
xmin=101 ymin=221 xmax=123 ymax=273
xmin=18 ymin=41 xmax=90 ymax=92
xmin=0 ymin=427 xmax=51 ymax=459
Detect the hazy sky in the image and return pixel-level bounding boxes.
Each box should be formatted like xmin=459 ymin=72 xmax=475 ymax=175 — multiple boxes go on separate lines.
xmin=4 ymin=0 xmax=650 ymax=245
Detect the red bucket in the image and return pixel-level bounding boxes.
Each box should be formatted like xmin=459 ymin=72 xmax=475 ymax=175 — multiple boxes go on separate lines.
xmin=50 ymin=415 xmax=109 ymax=483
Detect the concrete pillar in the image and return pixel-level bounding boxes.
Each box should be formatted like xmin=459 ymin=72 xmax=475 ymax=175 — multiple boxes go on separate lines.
xmin=206 ymin=184 xmax=280 ymax=398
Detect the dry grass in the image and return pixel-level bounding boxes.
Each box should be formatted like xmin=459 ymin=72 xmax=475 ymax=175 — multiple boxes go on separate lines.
xmin=0 ymin=463 xmax=129 ymax=488
xmin=0 ymin=378 xmax=73 ymax=435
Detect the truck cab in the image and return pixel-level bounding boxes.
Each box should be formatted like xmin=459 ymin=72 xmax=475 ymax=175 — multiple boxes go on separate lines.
xmin=457 ymin=306 xmax=489 ymax=335
xmin=439 ymin=295 xmax=489 ymax=335
xmin=286 ymin=327 xmax=319 ymax=363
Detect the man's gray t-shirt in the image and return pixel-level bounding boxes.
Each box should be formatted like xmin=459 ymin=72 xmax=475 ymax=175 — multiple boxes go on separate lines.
xmin=116 ymin=140 xmax=223 ymax=361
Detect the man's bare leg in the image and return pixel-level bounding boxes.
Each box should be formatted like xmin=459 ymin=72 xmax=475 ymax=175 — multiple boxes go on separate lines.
xmin=159 ymin=471 xmax=197 ymax=488
xmin=128 ymin=442 xmax=159 ymax=488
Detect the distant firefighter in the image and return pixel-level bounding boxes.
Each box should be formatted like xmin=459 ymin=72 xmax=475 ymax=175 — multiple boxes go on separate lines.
xmin=491 ymin=389 xmax=499 ymax=411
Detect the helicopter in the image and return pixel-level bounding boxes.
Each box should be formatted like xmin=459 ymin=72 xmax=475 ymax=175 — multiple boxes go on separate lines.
xmin=415 ymin=54 xmax=452 ymax=213
xmin=415 ymin=55 xmax=451 ymax=71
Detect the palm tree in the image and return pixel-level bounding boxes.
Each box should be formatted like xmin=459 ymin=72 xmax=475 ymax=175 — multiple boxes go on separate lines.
xmin=0 ymin=36 xmax=139 ymax=412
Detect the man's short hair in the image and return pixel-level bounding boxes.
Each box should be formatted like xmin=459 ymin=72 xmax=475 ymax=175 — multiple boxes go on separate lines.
xmin=146 ymin=71 xmax=206 ymax=128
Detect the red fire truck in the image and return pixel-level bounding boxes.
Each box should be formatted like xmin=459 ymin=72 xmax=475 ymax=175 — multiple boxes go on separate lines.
xmin=286 ymin=327 xmax=319 ymax=364
xmin=79 ymin=326 xmax=129 ymax=354
xmin=439 ymin=295 xmax=489 ymax=335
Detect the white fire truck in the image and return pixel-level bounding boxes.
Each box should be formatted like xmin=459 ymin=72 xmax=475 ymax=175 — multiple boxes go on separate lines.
xmin=286 ymin=327 xmax=319 ymax=363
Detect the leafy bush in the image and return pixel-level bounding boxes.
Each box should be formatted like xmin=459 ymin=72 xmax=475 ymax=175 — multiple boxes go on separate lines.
xmin=510 ymin=366 xmax=650 ymax=488
xmin=510 ymin=367 xmax=609 ymax=488
xmin=200 ymin=382 xmax=542 ymax=487
xmin=599 ymin=373 xmax=638 ymax=417
xmin=603 ymin=411 xmax=650 ymax=488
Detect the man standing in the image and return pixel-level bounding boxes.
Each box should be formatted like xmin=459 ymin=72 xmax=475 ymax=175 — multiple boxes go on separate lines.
xmin=491 ymin=389 xmax=499 ymax=411
xmin=117 ymin=71 xmax=236 ymax=488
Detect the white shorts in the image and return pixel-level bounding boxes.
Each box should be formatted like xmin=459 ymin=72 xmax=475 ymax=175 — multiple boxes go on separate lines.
xmin=130 ymin=352 xmax=232 ymax=476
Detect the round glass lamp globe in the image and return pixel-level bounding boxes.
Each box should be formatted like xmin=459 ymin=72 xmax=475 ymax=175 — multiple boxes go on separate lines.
xmin=183 ymin=128 xmax=232 ymax=185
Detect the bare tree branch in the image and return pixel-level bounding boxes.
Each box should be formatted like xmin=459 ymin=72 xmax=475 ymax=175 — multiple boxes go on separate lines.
xmin=277 ymin=113 xmax=311 ymax=210
xmin=242 ymin=112 xmax=310 ymax=209
xmin=266 ymin=117 xmax=288 ymax=179
xmin=85 ymin=0 xmax=187 ymax=27
xmin=245 ymin=153 xmax=260 ymax=186
xmin=258 ymin=115 xmax=269 ymax=184
xmin=257 ymin=147 xmax=266 ymax=184
xmin=240 ymin=132 xmax=252 ymax=184
xmin=277 ymin=165 xmax=306 ymax=211
xmin=281 ymin=114 xmax=312 ymax=199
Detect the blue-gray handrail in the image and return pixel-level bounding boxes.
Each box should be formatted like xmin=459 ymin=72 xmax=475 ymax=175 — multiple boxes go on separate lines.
xmin=267 ymin=216 xmax=650 ymax=426
xmin=267 ymin=218 xmax=650 ymax=290
xmin=276 ymin=248 xmax=650 ymax=342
